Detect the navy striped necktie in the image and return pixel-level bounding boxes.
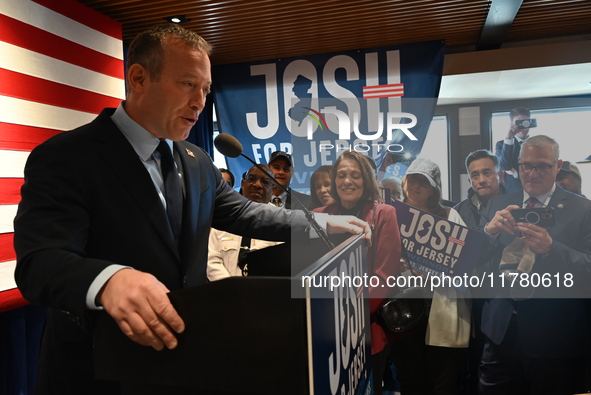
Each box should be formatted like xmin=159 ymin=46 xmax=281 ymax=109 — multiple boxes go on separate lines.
xmin=156 ymin=141 xmax=183 ymax=242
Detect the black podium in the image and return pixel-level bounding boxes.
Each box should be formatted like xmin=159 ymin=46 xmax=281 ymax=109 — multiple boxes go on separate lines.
xmin=94 ymin=235 xmax=373 ymax=394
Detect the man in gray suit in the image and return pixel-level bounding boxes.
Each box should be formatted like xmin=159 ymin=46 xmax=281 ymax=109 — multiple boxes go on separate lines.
xmin=13 ymin=24 xmax=369 ymax=394
xmin=479 ymin=135 xmax=591 ymax=394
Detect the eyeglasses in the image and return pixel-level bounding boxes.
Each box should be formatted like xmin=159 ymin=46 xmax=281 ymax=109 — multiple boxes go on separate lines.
xmin=518 ymin=161 xmax=557 ymax=174
xmin=243 ymin=174 xmax=272 ymax=188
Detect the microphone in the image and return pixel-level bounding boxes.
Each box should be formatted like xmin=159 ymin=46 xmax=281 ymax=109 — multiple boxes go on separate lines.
xmin=214 ymin=133 xmax=335 ymax=250
xmin=213 ymin=133 xmax=243 ymax=159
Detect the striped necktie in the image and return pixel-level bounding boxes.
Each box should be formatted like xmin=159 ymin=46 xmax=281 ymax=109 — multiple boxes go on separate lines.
xmin=156 ymin=141 xmax=183 ymax=241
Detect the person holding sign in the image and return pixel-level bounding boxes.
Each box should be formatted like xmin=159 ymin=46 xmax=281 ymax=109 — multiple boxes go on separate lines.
xmin=313 ymin=151 xmax=402 ymax=395
xmin=389 ymin=157 xmax=470 ymax=395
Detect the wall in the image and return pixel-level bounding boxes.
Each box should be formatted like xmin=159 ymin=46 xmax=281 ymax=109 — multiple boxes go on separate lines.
xmin=0 ymin=0 xmax=124 ymax=304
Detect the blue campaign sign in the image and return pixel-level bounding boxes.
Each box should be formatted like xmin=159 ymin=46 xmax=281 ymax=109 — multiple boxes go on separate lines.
xmin=298 ymin=236 xmax=373 ymax=395
xmin=213 ymin=40 xmax=444 ymax=192
xmin=393 ymin=201 xmax=488 ymax=277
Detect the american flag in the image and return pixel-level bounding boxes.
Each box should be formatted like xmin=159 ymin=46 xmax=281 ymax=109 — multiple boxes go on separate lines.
xmin=0 ymin=0 xmax=124 ymax=306
xmin=362 ymin=83 xmax=405 ymax=99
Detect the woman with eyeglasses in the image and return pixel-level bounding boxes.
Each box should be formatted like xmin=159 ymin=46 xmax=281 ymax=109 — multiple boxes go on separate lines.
xmin=313 ymin=151 xmax=402 ymax=395
xmin=389 ymin=158 xmax=469 ymax=395
xmin=207 ymin=165 xmax=281 ymax=281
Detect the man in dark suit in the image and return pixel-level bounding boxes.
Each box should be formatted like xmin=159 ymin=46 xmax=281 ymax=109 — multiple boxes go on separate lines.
xmin=479 ymin=135 xmax=591 ymax=394
xmin=495 ymin=107 xmax=533 ymax=193
xmin=13 ymin=24 xmax=369 ymax=395
xmin=267 ymin=150 xmax=312 ymax=210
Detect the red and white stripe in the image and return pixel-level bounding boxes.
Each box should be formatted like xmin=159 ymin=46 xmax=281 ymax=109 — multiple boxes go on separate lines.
xmin=448 ymin=236 xmax=466 ymax=246
xmin=362 ymin=83 xmax=404 ymax=99
xmin=0 ymin=0 xmax=124 ymax=298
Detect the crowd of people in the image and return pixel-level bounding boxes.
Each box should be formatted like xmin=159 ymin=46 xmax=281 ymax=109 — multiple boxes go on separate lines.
xmin=211 ymin=105 xmax=590 ymax=394
xmin=12 ymin=22 xmax=590 ymax=395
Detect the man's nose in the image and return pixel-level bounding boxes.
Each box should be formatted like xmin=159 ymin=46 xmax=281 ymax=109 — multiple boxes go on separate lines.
xmin=253 ymin=179 xmax=264 ymax=187
xmin=189 ymin=90 xmax=206 ymax=113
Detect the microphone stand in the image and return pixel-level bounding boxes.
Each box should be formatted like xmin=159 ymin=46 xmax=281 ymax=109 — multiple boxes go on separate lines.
xmin=239 ymin=154 xmax=335 ymax=251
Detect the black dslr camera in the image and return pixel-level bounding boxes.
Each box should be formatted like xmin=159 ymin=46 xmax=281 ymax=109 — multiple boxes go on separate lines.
xmin=515 ymin=118 xmax=537 ymax=129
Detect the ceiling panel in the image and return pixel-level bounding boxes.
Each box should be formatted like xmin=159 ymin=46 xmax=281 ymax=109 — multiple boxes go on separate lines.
xmin=75 ymin=0 xmax=591 ymax=65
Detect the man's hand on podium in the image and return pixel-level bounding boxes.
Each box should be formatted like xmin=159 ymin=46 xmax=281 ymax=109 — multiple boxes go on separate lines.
xmin=326 ymin=216 xmax=372 ymax=247
xmin=98 ymin=268 xmax=185 ymax=351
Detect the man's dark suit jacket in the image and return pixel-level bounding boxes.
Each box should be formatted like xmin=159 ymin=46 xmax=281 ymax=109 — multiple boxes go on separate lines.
xmin=13 ymin=108 xmax=309 ymax=394
xmin=495 ymin=137 xmax=521 ymax=172
xmin=286 ymin=188 xmax=312 ymax=211
xmin=479 ymin=186 xmax=591 ymax=359
xmin=495 ymin=138 xmax=524 ymax=193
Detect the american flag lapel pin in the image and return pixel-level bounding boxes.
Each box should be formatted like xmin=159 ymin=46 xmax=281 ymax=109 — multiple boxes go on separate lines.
xmin=186 ymin=148 xmax=195 ymax=157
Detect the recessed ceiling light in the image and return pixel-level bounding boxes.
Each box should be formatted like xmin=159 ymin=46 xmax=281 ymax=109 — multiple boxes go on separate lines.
xmin=164 ymin=15 xmax=190 ymax=24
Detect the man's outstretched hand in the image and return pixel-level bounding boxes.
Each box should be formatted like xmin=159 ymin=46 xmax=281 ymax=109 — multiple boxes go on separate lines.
xmin=327 ymin=216 xmax=372 ymax=247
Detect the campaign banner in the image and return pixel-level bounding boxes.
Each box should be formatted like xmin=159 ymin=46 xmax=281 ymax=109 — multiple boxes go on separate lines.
xmin=213 ymin=40 xmax=444 ymax=192
xmin=394 ymin=201 xmax=488 ymax=278
xmin=298 ymin=236 xmax=373 ymax=395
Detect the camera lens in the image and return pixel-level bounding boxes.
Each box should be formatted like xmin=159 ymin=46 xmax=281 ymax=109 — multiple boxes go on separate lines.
xmin=525 ymin=211 xmax=540 ymax=224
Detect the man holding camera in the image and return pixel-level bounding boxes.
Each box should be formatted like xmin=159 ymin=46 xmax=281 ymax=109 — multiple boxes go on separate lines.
xmin=495 ymin=107 xmax=535 ymax=193
xmin=478 ymin=135 xmax=591 ymax=394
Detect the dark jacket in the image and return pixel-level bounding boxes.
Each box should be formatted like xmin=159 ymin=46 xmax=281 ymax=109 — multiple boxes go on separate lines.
xmin=13 ymin=108 xmax=309 ymax=394
xmin=495 ymin=138 xmax=524 ymax=193
xmin=454 ymin=184 xmax=507 ymax=230
xmin=286 ymin=188 xmax=312 ymax=211
xmin=479 ymin=186 xmax=591 ymax=358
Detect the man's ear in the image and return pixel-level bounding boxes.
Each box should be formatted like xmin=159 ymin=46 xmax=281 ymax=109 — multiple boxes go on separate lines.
xmin=555 ymin=159 xmax=563 ymax=172
xmin=127 ymin=63 xmax=148 ymax=93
